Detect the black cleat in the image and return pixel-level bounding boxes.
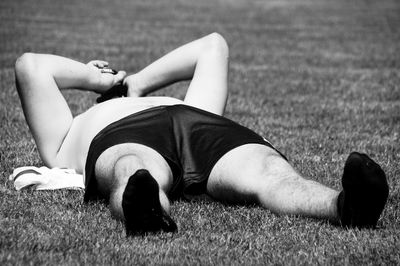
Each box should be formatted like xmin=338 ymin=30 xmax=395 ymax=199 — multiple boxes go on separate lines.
xmin=122 ymin=169 xmax=177 ymax=236
xmin=337 ymin=152 xmax=389 ymax=228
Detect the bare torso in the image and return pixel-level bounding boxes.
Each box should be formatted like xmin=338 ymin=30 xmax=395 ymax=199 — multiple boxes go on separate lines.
xmin=56 ymin=96 xmax=185 ymax=175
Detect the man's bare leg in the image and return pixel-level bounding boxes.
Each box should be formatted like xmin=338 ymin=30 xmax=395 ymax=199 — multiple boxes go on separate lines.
xmin=124 ymin=32 xmax=229 ymax=115
xmin=207 ymin=145 xmax=389 ymax=227
xmin=207 ymin=145 xmax=339 ymax=221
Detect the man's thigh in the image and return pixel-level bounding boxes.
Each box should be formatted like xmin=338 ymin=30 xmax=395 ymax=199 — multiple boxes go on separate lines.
xmin=206 ymin=144 xmax=296 ymax=204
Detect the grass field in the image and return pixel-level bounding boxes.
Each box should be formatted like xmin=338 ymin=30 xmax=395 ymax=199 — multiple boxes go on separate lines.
xmin=1 ymin=0 xmax=399 ymax=264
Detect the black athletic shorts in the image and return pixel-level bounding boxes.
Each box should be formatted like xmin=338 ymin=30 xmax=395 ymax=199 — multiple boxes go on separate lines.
xmin=84 ymin=104 xmax=286 ymax=202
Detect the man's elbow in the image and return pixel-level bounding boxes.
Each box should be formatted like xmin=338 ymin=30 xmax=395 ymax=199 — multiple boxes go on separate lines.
xmin=15 ymin=53 xmax=37 ymax=79
xmin=204 ymin=32 xmax=229 ymax=58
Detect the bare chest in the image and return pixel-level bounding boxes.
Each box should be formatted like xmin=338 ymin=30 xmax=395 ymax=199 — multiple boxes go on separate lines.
xmin=56 ymin=97 xmax=184 ymax=172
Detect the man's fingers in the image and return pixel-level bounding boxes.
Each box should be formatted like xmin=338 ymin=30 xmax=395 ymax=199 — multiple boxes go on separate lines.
xmin=96 ymin=61 xmax=109 ymax=68
xmin=101 ymin=68 xmax=118 ymax=74
xmin=114 ymin=70 xmax=127 ymax=84
xmin=88 ymin=60 xmax=109 ymax=68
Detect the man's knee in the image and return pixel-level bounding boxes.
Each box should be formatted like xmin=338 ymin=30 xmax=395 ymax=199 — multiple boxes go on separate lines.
xmin=203 ymin=32 xmax=229 ymax=58
xmin=254 ymin=153 xmax=301 ymax=191
xmin=208 ymin=145 xmax=291 ymax=203
xmin=234 ymin=149 xmax=301 ymax=203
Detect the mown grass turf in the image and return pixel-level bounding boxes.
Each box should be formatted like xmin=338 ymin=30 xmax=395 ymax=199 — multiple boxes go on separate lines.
xmin=1 ymin=0 xmax=399 ymax=264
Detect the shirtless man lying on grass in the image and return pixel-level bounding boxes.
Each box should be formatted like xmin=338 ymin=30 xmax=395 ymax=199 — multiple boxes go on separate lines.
xmin=15 ymin=33 xmax=389 ymax=235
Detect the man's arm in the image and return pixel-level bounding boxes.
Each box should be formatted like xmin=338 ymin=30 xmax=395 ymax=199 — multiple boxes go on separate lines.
xmin=124 ymin=32 xmax=229 ymax=115
xmin=14 ymin=53 xmax=125 ymax=166
xmin=16 ymin=53 xmax=126 ymax=93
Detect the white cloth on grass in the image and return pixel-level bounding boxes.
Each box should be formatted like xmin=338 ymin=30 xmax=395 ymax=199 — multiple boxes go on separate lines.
xmin=9 ymin=166 xmax=85 ymax=190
